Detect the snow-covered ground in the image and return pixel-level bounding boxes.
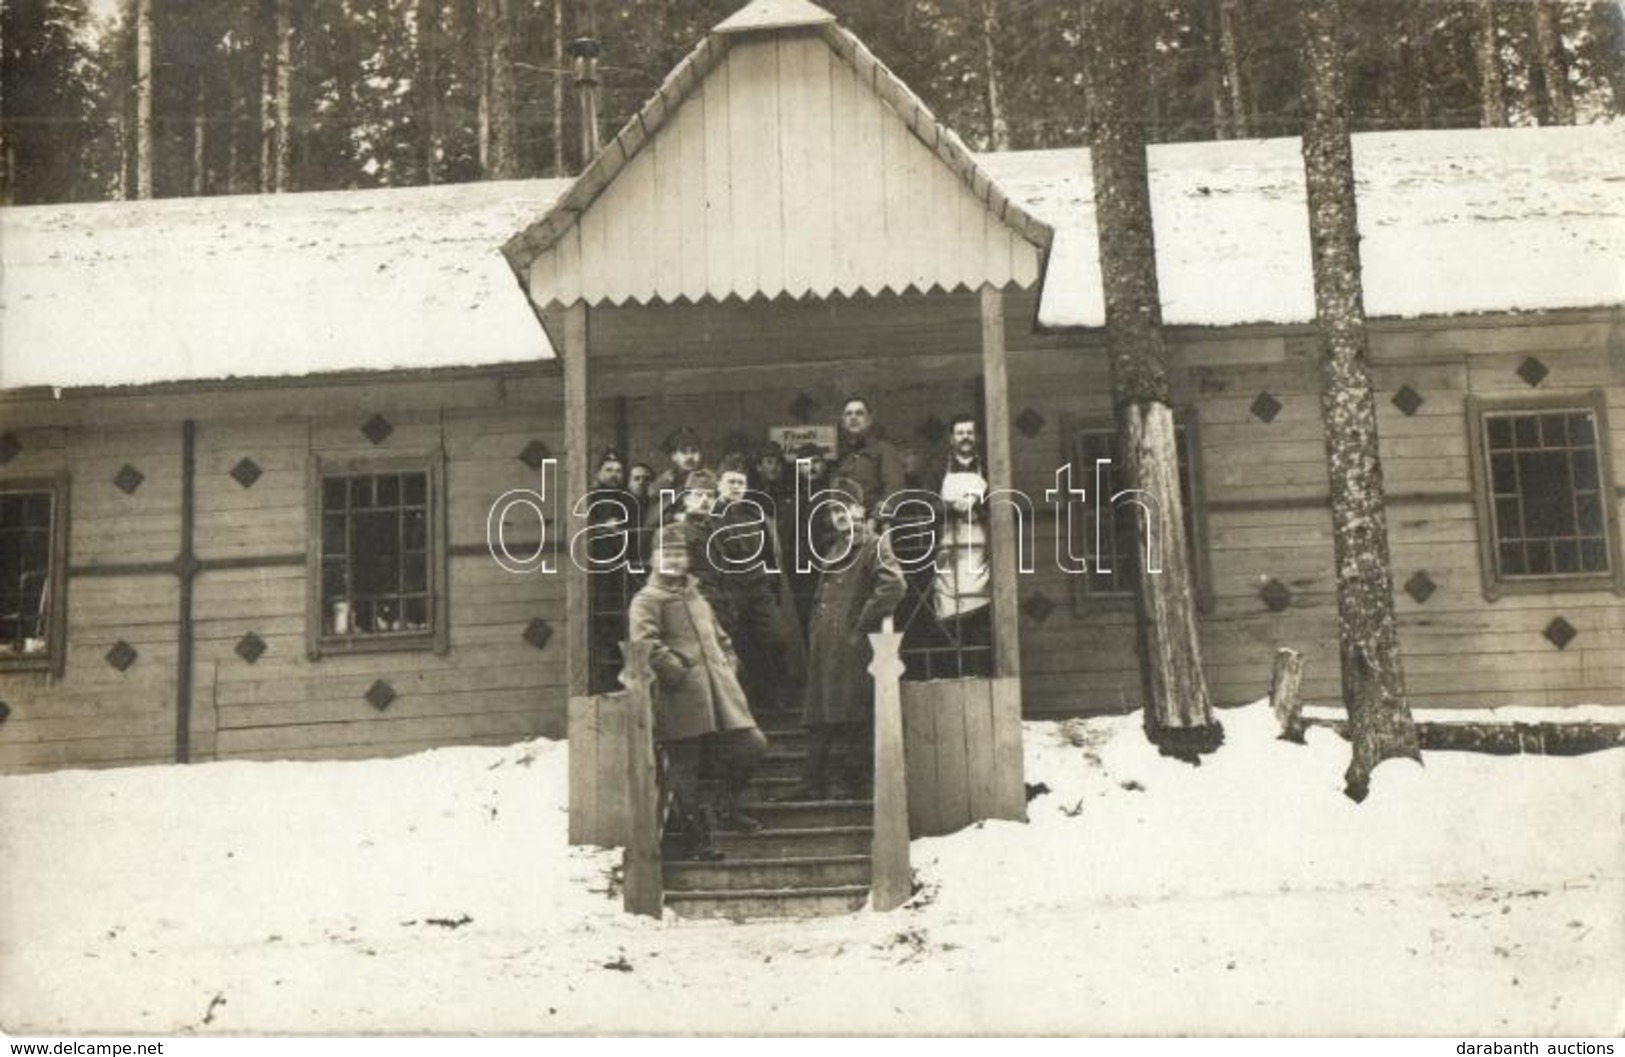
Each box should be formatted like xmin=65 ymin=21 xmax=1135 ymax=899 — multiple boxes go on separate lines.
xmin=2 ymin=702 xmax=1620 ymax=1036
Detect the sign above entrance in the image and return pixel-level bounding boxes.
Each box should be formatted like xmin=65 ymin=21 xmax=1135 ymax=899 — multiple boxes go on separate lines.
xmin=770 ymin=425 xmax=836 ymax=457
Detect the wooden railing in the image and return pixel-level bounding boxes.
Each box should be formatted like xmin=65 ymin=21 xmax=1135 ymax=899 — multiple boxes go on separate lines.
xmin=868 ymin=618 xmax=911 ymax=911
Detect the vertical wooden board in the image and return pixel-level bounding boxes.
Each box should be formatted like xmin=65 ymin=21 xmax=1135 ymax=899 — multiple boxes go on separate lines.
xmin=189 ymin=658 xmax=219 ymax=762
xmin=561 ymin=304 xmax=590 ymax=699
xmin=901 ymin=682 xmax=941 ymax=837
xmin=878 ymin=110 xmax=912 ymax=293
xmin=963 ymin=679 xmax=999 ymax=819
xmin=595 ymin=694 xmax=631 ymax=847
xmin=532 ymin=245 xmax=559 ymax=305
xmin=981 ymin=287 xmax=1022 ymax=678
xmin=701 ymin=64 xmax=735 ymax=298
xmin=674 ymin=80 xmax=710 ymax=302
xmin=650 ymin=104 xmax=684 ymax=302
xmin=567 ymin=695 xmax=600 ymax=845
xmin=578 ymin=200 xmax=610 ymax=306
xmin=595 ymin=142 xmax=653 ymax=305
xmin=934 ymin=681 xmax=973 ymax=832
xmin=981 ymin=201 xmax=1014 ymax=289
xmin=776 ymin=35 xmax=834 ymax=298
xmin=554 ymin=227 xmax=583 ymax=306
xmin=831 ymin=57 xmax=885 ymax=295
xmin=726 ymin=37 xmax=781 ymax=298
xmin=989 ymin=675 xmax=1026 ymax=821
xmin=895 ymin=116 xmax=937 ymax=290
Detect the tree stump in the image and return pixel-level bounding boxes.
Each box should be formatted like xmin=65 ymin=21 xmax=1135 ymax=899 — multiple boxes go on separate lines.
xmin=1270 ymin=647 xmax=1306 ymax=743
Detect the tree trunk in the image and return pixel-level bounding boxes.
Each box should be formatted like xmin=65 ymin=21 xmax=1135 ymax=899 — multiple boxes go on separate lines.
xmin=273 ymin=0 xmax=292 ymax=192
xmin=980 ymin=0 xmax=1012 ymax=150
xmin=258 ymin=1 xmax=272 ymax=193
xmin=1299 ymin=0 xmax=1420 ymax=802
xmin=1404 ymin=4 xmax=1434 ymax=129
xmin=1218 ymin=0 xmax=1249 ymax=138
xmin=1475 ymin=0 xmax=1507 ymax=126
xmin=191 ymin=81 xmax=207 ymax=196
xmin=135 ymin=0 xmax=153 ymax=199
xmin=418 ymin=0 xmax=443 ymax=184
xmin=1086 ymin=0 xmax=1221 ymax=761
xmin=478 ymin=0 xmax=520 ymax=179
xmin=552 ymin=0 xmax=566 ymax=176
xmin=1074 ymin=0 xmax=1096 ymax=141
xmin=1531 ymin=0 xmax=1574 ymax=124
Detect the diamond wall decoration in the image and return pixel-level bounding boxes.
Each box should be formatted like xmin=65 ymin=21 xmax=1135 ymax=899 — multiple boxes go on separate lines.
xmin=361 ymin=414 xmax=394 ymax=446
xmin=1022 ymin=591 xmax=1055 ymax=623
xmin=105 ymin=640 xmax=138 ymax=672
xmin=1543 ymin=617 xmax=1577 ymax=651
xmin=1515 ymin=357 xmax=1549 ymax=388
xmin=518 ymin=439 xmax=551 ymax=471
xmin=235 ymin=632 xmax=267 ymax=664
xmin=1260 ymin=578 xmax=1292 ymax=612
xmin=365 ymin=679 xmax=397 ymax=711
xmin=1403 ymin=570 xmax=1437 ymax=605
xmin=1250 ymin=392 xmax=1283 ymax=424
xmin=1391 ymin=385 xmax=1425 ymax=417
xmin=113 ymin=464 xmax=145 ymax=495
xmin=1016 ymin=408 xmax=1046 ymax=438
xmin=229 ymin=457 xmax=263 ymax=489
xmin=523 ymin=618 xmax=554 ymax=651
xmin=789 ymin=392 xmax=815 ymax=423
xmin=0 ymin=700 xmax=10 ymax=726
xmin=0 ymin=432 xmax=20 ymax=466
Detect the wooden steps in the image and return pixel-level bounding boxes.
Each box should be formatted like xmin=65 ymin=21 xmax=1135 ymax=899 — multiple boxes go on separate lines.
xmin=662 ymin=709 xmax=877 ymax=921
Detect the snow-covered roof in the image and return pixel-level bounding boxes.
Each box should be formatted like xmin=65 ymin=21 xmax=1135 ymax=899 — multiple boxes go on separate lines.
xmin=1008 ymin=124 xmax=1625 ymax=329
xmin=1 ymin=125 xmax=1619 ymax=393
xmin=0 ymin=178 xmax=569 ymax=391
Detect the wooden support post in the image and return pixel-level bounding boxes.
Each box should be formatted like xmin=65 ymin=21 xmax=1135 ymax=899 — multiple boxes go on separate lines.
xmin=979 ymin=285 xmax=1021 ymax=680
xmin=1271 ymin=647 xmax=1306 ymax=743
xmin=869 ymin=617 xmax=910 ymax=912
xmin=620 ymin=640 xmax=662 ymax=918
xmin=561 ymin=302 xmax=591 ymax=698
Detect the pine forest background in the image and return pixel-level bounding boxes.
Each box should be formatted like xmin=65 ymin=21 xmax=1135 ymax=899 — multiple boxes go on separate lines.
xmin=2 ymin=0 xmax=1623 ymax=206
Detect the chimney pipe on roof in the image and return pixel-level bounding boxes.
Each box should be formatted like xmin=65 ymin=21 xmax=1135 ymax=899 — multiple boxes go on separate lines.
xmin=569 ymin=37 xmax=603 ymax=164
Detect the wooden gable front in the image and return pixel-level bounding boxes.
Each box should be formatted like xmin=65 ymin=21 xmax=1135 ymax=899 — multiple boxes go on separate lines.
xmin=505 ymin=2 xmax=1051 ymax=307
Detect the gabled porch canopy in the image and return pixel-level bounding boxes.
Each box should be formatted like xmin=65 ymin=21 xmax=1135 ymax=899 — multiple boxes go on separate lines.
xmin=501 ymin=0 xmax=1053 ymax=307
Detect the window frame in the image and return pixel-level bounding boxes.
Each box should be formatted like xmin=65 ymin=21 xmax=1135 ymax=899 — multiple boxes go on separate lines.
xmin=1466 ymin=389 xmax=1624 ymax=600
xmin=1061 ymin=411 xmax=1214 ymax=616
xmin=306 ymin=451 xmax=449 ymax=659
xmin=0 ymin=472 xmax=70 ymax=677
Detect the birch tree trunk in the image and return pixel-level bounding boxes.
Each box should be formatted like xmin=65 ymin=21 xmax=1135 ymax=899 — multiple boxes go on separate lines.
xmin=479 ymin=0 xmax=520 ymax=178
xmin=1218 ymin=0 xmax=1249 ymax=139
xmin=1403 ymin=4 xmax=1433 ymax=129
xmin=552 ymin=0 xmax=566 ymax=176
xmin=191 ymin=82 xmax=206 ymax=196
xmin=135 ymin=0 xmax=153 ymax=199
xmin=1087 ymin=0 xmax=1220 ymax=761
xmin=1476 ymin=0 xmax=1507 ymax=127
xmin=1299 ymin=0 xmax=1420 ymax=802
xmin=1531 ymin=0 xmax=1574 ymax=124
xmin=980 ymin=0 xmax=1012 ymax=150
xmin=417 ymin=0 xmax=443 ymax=184
xmin=273 ymin=0 xmax=292 ymax=192
xmin=258 ymin=3 xmax=272 ymax=193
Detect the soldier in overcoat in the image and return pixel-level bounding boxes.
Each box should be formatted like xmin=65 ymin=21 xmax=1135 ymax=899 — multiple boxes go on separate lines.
xmin=789 ymin=484 xmax=906 ymax=800
xmin=628 ymin=524 xmax=768 ymax=858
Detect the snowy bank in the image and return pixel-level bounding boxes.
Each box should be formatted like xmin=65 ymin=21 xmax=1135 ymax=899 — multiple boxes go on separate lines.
xmin=2 ymin=701 xmax=1620 ymax=1035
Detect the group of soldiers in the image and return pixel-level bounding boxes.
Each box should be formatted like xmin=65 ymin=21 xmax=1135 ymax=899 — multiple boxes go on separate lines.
xmin=585 ymin=397 xmax=993 ymax=860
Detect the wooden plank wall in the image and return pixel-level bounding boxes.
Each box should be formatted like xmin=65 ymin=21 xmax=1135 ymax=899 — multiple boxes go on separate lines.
xmin=591 ymin=293 xmax=1624 ymax=720
xmin=0 ymin=369 xmax=570 ymax=773
xmin=529 ymin=33 xmax=1039 ymax=306
xmin=902 ymin=676 xmax=1026 ymax=838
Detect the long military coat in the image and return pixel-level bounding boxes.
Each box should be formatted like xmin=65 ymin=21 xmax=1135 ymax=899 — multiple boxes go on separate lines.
xmin=802 ymin=532 xmax=906 ymax=726
xmin=628 ymin=575 xmax=757 ymax=743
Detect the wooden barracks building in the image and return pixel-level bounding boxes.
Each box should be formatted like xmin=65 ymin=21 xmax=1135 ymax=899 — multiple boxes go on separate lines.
xmin=1 ymin=0 xmax=1622 ymax=774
